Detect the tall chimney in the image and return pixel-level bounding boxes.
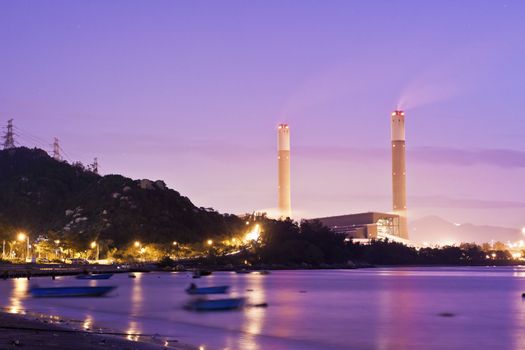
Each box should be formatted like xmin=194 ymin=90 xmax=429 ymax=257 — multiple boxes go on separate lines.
xmin=391 ymin=110 xmax=408 ymax=239
xmin=278 ymin=124 xmax=291 ymax=219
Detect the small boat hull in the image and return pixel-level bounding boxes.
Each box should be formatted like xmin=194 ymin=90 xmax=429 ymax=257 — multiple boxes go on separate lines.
xmin=186 ymin=298 xmax=245 ymax=311
xmin=186 ymin=285 xmax=229 ymax=295
xmin=30 ymin=286 xmax=116 ymax=298
xmin=76 ymin=273 xmax=114 ymax=280
xmin=192 ymin=270 xmax=212 ymax=278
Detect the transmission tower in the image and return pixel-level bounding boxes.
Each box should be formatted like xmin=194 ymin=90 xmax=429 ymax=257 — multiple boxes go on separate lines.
xmin=52 ymin=137 xmax=62 ymax=160
xmin=3 ymin=119 xmax=15 ymax=150
xmin=90 ymin=157 xmax=99 ymax=174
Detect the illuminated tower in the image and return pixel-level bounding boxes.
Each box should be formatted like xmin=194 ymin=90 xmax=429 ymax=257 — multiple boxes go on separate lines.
xmin=391 ymin=110 xmax=408 ymax=239
xmin=278 ymin=124 xmax=291 ymax=219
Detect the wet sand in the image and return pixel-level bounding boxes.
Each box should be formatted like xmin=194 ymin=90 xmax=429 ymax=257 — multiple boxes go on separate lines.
xmin=0 ymin=312 xmax=195 ymax=350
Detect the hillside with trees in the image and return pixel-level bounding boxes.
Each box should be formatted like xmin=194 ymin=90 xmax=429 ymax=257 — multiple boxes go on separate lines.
xmin=0 ymin=147 xmax=244 ymax=254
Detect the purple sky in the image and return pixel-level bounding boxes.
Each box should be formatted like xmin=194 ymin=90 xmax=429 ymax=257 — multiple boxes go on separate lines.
xmin=1 ymin=1 xmax=524 ymax=235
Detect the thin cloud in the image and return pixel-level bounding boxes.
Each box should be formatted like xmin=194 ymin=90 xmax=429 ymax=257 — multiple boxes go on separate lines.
xmin=294 ymin=145 xmax=525 ymax=169
xmin=410 ymin=195 xmax=525 ymax=209
xmin=49 ymin=131 xmax=525 ymax=169
xmin=411 ymin=147 xmax=525 ymax=168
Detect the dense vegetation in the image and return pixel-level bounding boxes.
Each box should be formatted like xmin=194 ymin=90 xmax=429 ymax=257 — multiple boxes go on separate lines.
xmin=183 ymin=217 xmax=516 ymax=268
xmin=0 ymin=147 xmax=244 ymax=251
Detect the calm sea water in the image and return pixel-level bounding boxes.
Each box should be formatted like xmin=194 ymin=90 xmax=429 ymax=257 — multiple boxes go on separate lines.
xmin=1 ymin=267 xmax=525 ymax=350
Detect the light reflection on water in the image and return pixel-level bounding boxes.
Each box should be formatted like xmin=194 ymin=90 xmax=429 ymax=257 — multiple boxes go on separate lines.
xmin=127 ymin=272 xmax=144 ymax=341
xmin=240 ymin=275 xmax=265 ymax=350
xmin=83 ymin=313 xmax=93 ymax=330
xmin=1 ymin=267 xmax=525 ymax=350
xmin=513 ymin=294 xmax=525 ymax=349
xmin=126 ymin=320 xmax=140 ymax=342
xmin=8 ymin=278 xmax=28 ymax=314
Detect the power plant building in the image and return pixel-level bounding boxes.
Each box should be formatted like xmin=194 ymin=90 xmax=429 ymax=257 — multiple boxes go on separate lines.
xmin=278 ymin=124 xmax=291 ymax=218
xmin=311 ymin=110 xmax=410 ymax=244
xmin=313 ymin=212 xmax=407 ymax=243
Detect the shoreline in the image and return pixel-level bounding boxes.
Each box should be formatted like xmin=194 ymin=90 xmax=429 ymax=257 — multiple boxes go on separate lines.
xmin=0 ymin=311 xmax=195 ymax=350
xmin=1 ymin=261 xmax=523 ymax=280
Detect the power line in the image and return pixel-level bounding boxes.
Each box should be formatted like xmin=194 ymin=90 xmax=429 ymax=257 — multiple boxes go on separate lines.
xmin=13 ymin=125 xmax=50 ymax=147
xmin=4 ymin=120 xmax=98 ymax=173
xmin=12 ymin=126 xmax=50 ymax=150
xmin=58 ymin=145 xmax=73 ymax=163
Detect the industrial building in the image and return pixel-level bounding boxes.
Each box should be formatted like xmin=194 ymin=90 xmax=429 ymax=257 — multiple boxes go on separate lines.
xmin=277 ymin=109 xmax=410 ymax=242
xmin=313 ymin=212 xmax=408 ymax=243
xmin=311 ymin=110 xmax=410 ymax=244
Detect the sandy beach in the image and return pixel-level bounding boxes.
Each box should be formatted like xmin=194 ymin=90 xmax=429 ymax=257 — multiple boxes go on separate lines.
xmin=0 ymin=312 xmax=194 ymax=350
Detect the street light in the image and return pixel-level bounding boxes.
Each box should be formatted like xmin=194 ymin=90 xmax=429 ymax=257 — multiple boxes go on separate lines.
xmin=207 ymin=239 xmax=213 ymax=246
xmin=17 ymin=232 xmax=29 ymax=262
xmin=134 ymin=241 xmax=141 ymax=248
xmin=90 ymin=241 xmax=99 ymax=261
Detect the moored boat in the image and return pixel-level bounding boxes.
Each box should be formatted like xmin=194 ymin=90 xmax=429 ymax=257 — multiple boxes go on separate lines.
xmin=76 ymin=273 xmax=114 ymax=280
xmin=192 ymin=270 xmax=212 ymax=278
xmin=185 ymin=297 xmax=245 ymax=311
xmin=30 ymin=286 xmax=116 ymax=298
xmin=186 ymin=284 xmax=229 ymax=295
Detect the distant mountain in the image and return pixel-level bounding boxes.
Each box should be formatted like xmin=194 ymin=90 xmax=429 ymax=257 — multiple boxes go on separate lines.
xmin=0 ymin=147 xmax=243 ymax=249
xmin=410 ymin=215 xmax=521 ymax=245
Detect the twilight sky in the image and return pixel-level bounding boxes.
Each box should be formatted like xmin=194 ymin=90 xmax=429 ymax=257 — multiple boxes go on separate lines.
xmin=1 ymin=1 xmax=524 ymax=235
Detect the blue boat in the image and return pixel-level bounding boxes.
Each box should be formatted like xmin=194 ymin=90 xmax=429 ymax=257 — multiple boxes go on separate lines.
xmin=76 ymin=273 xmax=114 ymax=280
xmin=30 ymin=286 xmax=116 ymax=298
xmin=186 ymin=284 xmax=229 ymax=295
xmin=186 ymin=297 xmax=245 ymax=311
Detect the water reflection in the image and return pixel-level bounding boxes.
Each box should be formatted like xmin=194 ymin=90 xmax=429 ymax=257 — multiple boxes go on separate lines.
xmin=512 ymin=284 xmax=525 ymax=350
xmin=131 ymin=272 xmax=143 ymax=315
xmin=83 ymin=314 xmax=93 ymax=330
xmin=376 ymin=279 xmax=414 ymax=350
xmin=9 ymin=278 xmax=28 ymax=314
xmin=126 ymin=320 xmax=140 ymax=341
xmin=240 ymin=275 xmax=266 ymax=350
xmin=127 ymin=272 xmax=143 ymax=341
